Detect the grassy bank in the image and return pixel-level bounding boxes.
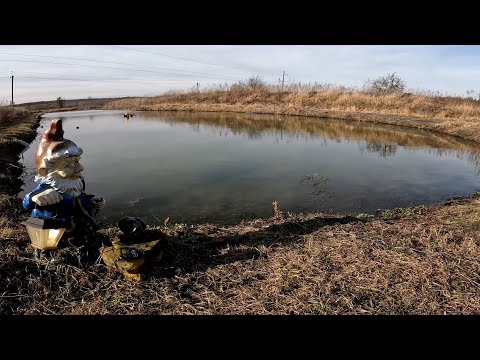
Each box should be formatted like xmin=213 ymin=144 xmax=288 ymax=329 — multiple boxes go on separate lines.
xmin=3 ymin=194 xmax=480 ymax=314
xmin=2 ymin=102 xmax=480 ymax=314
xmin=103 ymin=84 xmax=480 ymax=144
xmin=0 ymin=106 xmax=40 ymax=225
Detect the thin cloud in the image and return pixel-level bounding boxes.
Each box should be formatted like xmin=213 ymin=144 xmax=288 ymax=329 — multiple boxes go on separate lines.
xmin=1 ymin=45 xmax=479 ymax=103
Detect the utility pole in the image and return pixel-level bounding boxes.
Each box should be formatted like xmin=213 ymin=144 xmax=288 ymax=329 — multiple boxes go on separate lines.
xmin=281 ymin=70 xmax=287 ymax=92
xmin=10 ymin=71 xmax=14 ymax=106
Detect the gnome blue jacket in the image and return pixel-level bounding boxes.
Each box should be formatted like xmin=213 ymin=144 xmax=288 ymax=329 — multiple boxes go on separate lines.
xmin=23 ymin=178 xmax=98 ymax=224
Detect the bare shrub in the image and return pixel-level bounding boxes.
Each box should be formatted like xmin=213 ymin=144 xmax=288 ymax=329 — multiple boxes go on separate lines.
xmin=367 ymin=73 xmax=406 ymax=94
xmin=56 ymin=96 xmax=65 ymax=108
xmin=246 ymin=75 xmax=266 ymax=90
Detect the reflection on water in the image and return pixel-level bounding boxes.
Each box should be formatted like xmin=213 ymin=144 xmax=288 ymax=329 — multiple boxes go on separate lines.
xmin=19 ymin=110 xmax=480 ymax=225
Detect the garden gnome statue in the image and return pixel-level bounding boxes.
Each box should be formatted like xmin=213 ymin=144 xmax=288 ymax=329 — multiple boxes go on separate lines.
xmin=23 ymin=119 xmax=105 ymax=256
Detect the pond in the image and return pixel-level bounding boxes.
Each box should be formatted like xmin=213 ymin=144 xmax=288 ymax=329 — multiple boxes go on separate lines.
xmin=19 ymin=110 xmax=480 ymax=225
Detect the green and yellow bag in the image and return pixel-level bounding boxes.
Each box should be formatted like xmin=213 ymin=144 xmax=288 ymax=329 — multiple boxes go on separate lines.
xmin=102 ymin=238 xmax=165 ymax=281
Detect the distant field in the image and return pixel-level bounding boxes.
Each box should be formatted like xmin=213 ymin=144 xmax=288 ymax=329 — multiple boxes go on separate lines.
xmin=16 ymin=96 xmax=136 ymax=111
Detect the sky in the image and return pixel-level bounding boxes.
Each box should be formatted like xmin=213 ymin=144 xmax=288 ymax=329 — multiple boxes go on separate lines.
xmin=1 ymin=45 xmax=480 ymax=104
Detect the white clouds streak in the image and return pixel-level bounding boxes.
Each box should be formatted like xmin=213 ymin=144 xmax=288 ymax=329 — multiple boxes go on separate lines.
xmin=1 ymin=45 xmax=479 ymax=103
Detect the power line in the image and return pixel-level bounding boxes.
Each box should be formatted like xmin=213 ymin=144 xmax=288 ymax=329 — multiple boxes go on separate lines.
xmin=0 ymin=58 xmax=240 ymax=81
xmin=108 ymin=45 xmax=247 ymax=71
xmin=0 ymin=51 xmax=244 ymax=81
xmin=16 ymin=70 xmax=193 ymax=82
xmin=16 ymin=70 xmax=135 ymax=81
xmin=8 ymin=74 xmax=193 ymax=83
xmin=14 ymin=71 xmax=208 ymax=84
xmin=7 ymin=76 xmax=195 ymax=85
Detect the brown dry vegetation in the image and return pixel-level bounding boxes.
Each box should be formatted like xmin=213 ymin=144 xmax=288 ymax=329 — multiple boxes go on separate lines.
xmin=3 ymin=89 xmax=480 ymax=314
xmin=0 ymin=107 xmax=40 ymax=259
xmin=0 ymin=107 xmax=39 ymax=198
xmin=17 ymin=97 xmax=127 ymax=112
xmin=103 ymin=83 xmax=480 ymax=144
xmin=3 ymin=198 xmax=480 ymax=314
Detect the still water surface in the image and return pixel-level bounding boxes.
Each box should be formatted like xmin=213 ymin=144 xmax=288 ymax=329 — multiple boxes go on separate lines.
xmin=19 ymin=110 xmax=480 ymax=225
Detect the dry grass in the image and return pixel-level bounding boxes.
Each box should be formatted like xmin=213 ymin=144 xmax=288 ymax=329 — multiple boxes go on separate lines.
xmin=2 ymin=197 xmax=480 ymax=314
xmin=103 ymin=83 xmax=480 ymax=144
xmin=0 ymin=107 xmax=38 ymax=136
xmin=0 ymin=107 xmax=39 ymax=195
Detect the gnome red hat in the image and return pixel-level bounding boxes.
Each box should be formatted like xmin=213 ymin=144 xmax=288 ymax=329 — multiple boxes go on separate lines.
xmin=35 ymin=119 xmax=83 ymax=176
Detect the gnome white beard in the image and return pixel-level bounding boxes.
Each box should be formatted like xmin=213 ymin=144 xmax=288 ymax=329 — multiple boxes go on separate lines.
xmin=34 ymin=172 xmax=84 ymax=197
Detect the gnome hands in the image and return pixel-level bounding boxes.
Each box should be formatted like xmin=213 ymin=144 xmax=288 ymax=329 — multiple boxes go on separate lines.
xmin=31 ymin=188 xmax=63 ymax=206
